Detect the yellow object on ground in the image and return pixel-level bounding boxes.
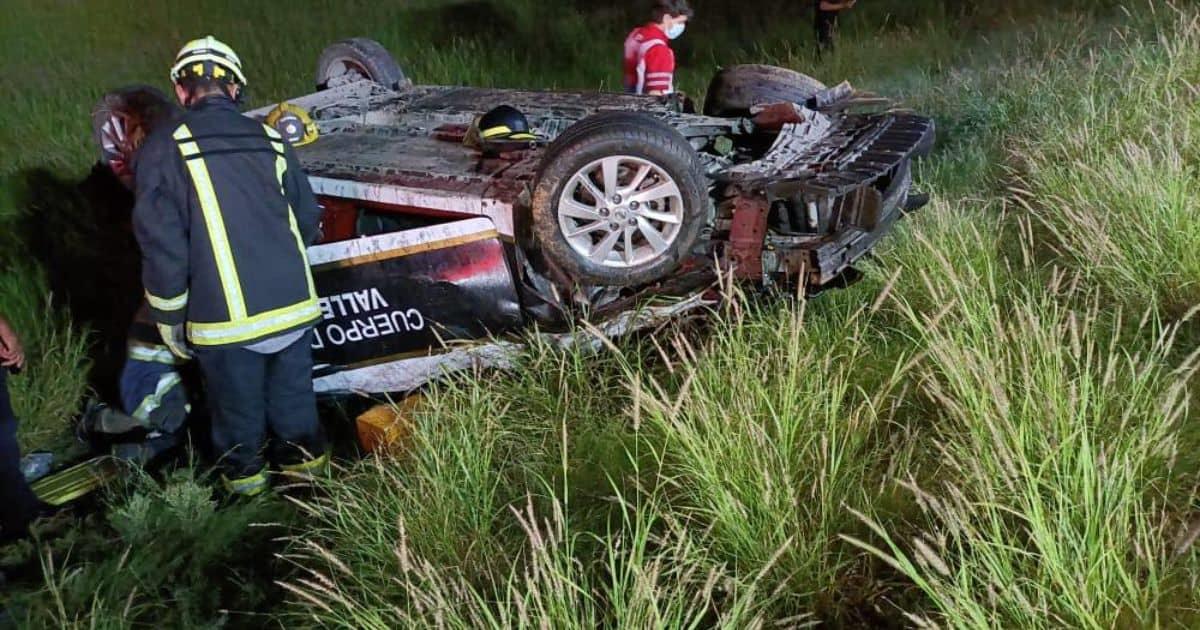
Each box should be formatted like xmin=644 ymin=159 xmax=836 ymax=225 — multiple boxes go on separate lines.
xmin=356 ymin=397 xmax=421 ymax=454
xmin=31 ymin=457 xmax=122 ymax=506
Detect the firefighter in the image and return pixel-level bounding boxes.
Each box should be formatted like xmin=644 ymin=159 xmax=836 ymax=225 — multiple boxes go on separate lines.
xmin=132 ymin=35 xmax=327 ymax=496
xmin=815 ymin=0 xmax=857 ymax=56
xmin=82 ymin=303 xmax=192 ymax=465
xmin=0 ymin=315 xmax=41 ymax=541
xmin=623 ymin=0 xmax=693 ymax=95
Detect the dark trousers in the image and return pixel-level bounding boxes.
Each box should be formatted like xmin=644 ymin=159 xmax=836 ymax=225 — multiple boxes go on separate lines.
xmin=0 ymin=370 xmax=39 ymax=537
xmin=816 ymin=8 xmax=840 ymax=55
xmin=194 ymin=330 xmax=325 ymax=480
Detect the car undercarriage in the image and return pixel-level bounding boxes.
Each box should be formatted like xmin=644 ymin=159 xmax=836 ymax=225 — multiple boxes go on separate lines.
xmin=92 ymin=38 xmax=934 ymax=395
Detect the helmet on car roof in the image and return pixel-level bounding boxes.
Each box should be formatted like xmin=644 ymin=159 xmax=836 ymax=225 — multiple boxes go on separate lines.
xmin=477 ymin=105 xmax=536 ymax=142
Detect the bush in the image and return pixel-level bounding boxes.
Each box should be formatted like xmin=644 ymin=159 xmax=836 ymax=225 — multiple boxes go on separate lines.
xmin=12 ymin=468 xmax=293 ymax=628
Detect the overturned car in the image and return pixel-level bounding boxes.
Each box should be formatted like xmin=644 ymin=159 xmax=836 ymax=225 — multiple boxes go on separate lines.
xmin=94 ymin=38 xmax=933 ymax=395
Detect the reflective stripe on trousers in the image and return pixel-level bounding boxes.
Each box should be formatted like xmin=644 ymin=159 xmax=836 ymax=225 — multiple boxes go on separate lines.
xmin=131 ymin=372 xmax=185 ymax=423
xmin=223 ymin=467 xmax=269 ymax=496
xmin=280 ymin=451 xmax=330 ymax=477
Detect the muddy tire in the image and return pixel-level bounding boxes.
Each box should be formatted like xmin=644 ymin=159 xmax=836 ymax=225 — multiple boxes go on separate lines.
xmin=315 ymin=38 xmax=407 ymax=91
xmin=703 ymin=64 xmax=826 ymax=117
xmin=530 ymin=112 xmax=708 ymax=287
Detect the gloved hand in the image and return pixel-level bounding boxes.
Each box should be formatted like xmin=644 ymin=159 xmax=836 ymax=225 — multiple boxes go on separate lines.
xmin=157 ymin=323 xmax=193 ymax=360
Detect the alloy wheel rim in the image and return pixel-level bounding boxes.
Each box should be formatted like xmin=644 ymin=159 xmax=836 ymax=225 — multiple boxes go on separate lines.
xmin=556 ymin=155 xmax=685 ymax=269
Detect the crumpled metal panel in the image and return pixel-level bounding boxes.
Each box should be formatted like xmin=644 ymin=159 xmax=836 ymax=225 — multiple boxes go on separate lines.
xmin=721 ymin=112 xmax=934 ymax=197
xmin=720 ymin=110 xmax=836 ymax=181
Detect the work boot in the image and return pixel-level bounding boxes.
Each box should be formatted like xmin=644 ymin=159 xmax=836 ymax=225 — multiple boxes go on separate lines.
xmin=222 ymin=468 xmax=270 ymax=498
xmin=279 ymin=452 xmax=330 ymax=481
xmin=81 ymin=402 xmax=146 ymax=436
xmin=110 ymin=431 xmax=182 ymax=467
xmin=276 ymin=452 xmax=331 ymax=498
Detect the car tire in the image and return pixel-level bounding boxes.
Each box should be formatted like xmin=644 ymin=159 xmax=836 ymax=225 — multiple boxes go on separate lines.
xmin=315 ymin=38 xmax=408 ymax=91
xmin=530 ymin=112 xmax=708 ymax=287
xmin=703 ymin=64 xmax=827 ymax=117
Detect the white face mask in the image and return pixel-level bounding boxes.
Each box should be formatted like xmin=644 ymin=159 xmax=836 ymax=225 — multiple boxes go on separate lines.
xmin=666 ymin=22 xmax=686 ymax=40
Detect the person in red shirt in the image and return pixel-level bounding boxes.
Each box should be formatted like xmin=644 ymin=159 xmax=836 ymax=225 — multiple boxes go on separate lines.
xmin=623 ymin=0 xmax=693 ymax=95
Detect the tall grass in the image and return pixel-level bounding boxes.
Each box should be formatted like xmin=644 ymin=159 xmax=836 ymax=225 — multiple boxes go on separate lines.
xmin=0 ymin=261 xmax=91 ymax=453
xmin=280 ymin=348 xmax=779 ymax=627
xmin=846 ymin=264 xmax=1198 ymax=627
xmin=1011 ymin=7 xmax=1200 ymax=316
xmin=285 ymin=461 xmax=777 ymax=628
xmin=632 ymin=293 xmax=915 ymax=617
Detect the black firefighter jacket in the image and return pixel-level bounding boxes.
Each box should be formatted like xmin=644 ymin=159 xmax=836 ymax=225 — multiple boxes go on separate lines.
xmin=132 ymin=95 xmax=322 ymax=347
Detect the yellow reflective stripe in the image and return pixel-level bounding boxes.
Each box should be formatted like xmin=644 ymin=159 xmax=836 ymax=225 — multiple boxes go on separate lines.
xmin=223 ymin=468 xmax=269 ymax=496
xmin=267 ymin=130 xmax=318 ymax=302
xmin=127 ymin=343 xmax=182 ymax=365
xmin=480 ymin=125 xmax=513 ymax=138
xmin=173 ymin=124 xmax=247 ymax=321
xmin=187 ymin=298 xmax=320 ymax=345
xmin=132 ymin=372 xmax=183 ymax=421
xmin=145 ymin=289 xmax=188 ymax=312
xmin=280 ymin=452 xmax=330 ymax=475
xmin=177 ymin=138 xmax=200 ymax=157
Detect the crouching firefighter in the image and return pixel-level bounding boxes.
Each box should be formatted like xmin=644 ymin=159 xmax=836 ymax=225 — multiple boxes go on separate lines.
xmin=83 ymin=303 xmax=192 ymax=465
xmin=131 ymin=35 xmax=328 ymax=496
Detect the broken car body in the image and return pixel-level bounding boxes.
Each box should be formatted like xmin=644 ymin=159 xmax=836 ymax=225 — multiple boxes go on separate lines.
xmin=94 ymin=38 xmax=934 ymax=394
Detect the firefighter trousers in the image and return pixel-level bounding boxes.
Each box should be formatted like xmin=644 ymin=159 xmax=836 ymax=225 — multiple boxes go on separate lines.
xmin=0 ymin=369 xmax=40 ymax=538
xmin=194 ymin=329 xmax=326 ymax=482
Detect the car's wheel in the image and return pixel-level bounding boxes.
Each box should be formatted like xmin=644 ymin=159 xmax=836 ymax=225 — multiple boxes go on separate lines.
xmin=530 ymin=112 xmax=708 ymax=287
xmin=315 ymin=38 xmax=407 ymax=91
xmin=703 ymin=64 xmax=827 ymax=117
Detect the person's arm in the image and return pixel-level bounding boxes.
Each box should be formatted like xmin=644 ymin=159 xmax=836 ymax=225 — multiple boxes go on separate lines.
xmin=131 ymin=137 xmax=191 ymax=346
xmin=643 ymin=44 xmax=675 ymax=96
xmin=281 ymin=143 xmax=322 ymax=245
xmin=0 ymin=315 xmax=24 ymax=370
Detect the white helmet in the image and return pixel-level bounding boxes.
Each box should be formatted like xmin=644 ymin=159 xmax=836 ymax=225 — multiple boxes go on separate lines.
xmin=169 ymin=35 xmax=247 ymax=86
